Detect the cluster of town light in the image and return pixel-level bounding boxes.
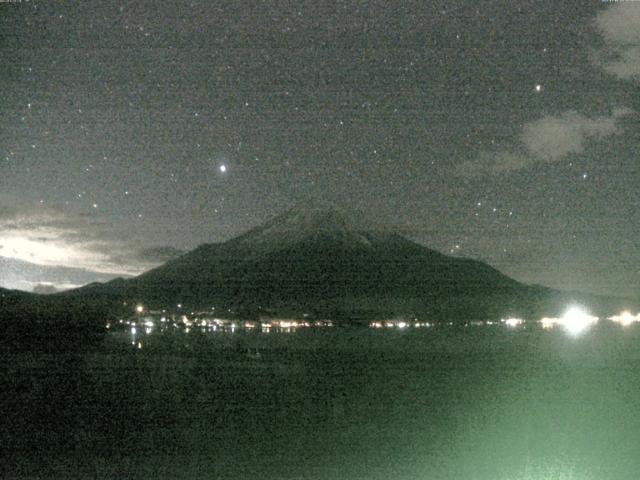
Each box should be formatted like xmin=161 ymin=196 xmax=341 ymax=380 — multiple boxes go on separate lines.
xmin=118 ymin=304 xmax=640 ymax=337
xmin=116 ymin=308 xmax=335 ymax=335
xmin=372 ymin=309 xmax=638 ymax=333
xmin=369 ymin=320 xmax=432 ymax=329
xmin=503 ymin=307 xmax=599 ymax=334
xmin=501 ymin=307 xmax=640 ymax=334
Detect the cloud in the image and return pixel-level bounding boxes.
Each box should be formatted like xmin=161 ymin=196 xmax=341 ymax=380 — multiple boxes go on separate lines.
xmin=137 ymin=246 xmax=184 ymax=263
xmin=0 ymin=255 xmax=122 ymax=292
xmin=458 ymin=3 xmax=640 ymax=177
xmin=595 ymin=3 xmax=640 ymax=80
xmin=0 ymin=225 xmax=127 ymax=275
xmin=106 ymin=246 xmax=185 ymax=273
xmin=457 ymin=107 xmax=633 ymax=176
xmin=0 ymin=205 xmax=183 ymax=288
xmin=520 ymin=108 xmax=631 ymax=161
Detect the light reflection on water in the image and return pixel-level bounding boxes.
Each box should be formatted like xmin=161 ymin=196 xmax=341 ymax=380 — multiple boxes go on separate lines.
xmin=120 ymin=319 xmax=340 ymax=349
xmin=115 ymin=317 xmax=640 ymax=356
xmin=10 ymin=323 xmax=640 ymax=480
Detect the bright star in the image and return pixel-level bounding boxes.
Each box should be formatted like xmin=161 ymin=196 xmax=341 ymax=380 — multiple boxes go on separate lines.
xmin=219 ymin=165 xmax=227 ymax=173
xmin=535 ymin=84 xmax=542 ymax=92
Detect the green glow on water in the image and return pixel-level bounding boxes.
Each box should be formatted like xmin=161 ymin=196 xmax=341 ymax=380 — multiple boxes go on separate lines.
xmin=5 ymin=327 xmax=640 ymax=479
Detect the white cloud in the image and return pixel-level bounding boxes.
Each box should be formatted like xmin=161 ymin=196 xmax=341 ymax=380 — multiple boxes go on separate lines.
xmin=595 ymin=3 xmax=640 ymax=80
xmin=0 ymin=225 xmax=136 ymax=275
xmin=0 ymin=207 xmax=177 ymax=280
xmin=457 ymin=5 xmax=639 ymax=177
xmin=458 ymin=108 xmax=632 ymax=176
xmin=520 ymin=108 xmax=631 ymax=161
xmin=596 ymin=3 xmax=640 ymax=45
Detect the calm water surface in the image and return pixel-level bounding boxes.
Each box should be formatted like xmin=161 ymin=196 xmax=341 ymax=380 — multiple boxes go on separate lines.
xmin=3 ymin=325 xmax=640 ymax=479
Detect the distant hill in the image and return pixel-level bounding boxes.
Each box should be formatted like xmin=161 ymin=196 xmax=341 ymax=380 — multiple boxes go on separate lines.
xmin=49 ymin=202 xmax=638 ymax=323
xmin=0 ymin=286 xmax=108 ymax=350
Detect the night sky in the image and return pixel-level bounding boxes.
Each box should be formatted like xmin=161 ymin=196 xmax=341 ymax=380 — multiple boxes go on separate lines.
xmin=1 ymin=0 xmax=638 ymax=297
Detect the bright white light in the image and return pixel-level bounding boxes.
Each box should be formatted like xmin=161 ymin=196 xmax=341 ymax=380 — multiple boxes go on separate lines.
xmin=135 ymin=304 xmax=144 ymax=314
xmin=219 ymin=165 xmax=227 ymax=173
xmin=535 ymin=84 xmax=542 ymax=92
xmin=560 ymin=307 xmax=598 ymax=335
xmin=503 ymin=317 xmax=523 ymax=328
xmin=609 ymin=311 xmax=640 ymax=327
xmin=397 ymin=321 xmax=408 ymax=329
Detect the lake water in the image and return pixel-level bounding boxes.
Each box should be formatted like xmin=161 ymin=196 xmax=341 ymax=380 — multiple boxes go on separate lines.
xmin=3 ymin=324 xmax=640 ymax=479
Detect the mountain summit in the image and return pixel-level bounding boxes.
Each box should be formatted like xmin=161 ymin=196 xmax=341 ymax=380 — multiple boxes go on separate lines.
xmin=231 ymin=201 xmax=381 ymax=251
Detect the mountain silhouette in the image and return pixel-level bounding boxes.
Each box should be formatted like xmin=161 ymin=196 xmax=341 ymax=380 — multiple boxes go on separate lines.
xmin=58 ymin=203 xmax=631 ymax=322
xmin=2 ymin=203 xmax=636 ymax=332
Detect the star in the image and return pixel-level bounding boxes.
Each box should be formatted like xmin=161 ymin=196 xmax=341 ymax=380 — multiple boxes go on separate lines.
xmin=219 ymin=165 xmax=227 ymax=173
xmin=535 ymin=84 xmax=542 ymax=92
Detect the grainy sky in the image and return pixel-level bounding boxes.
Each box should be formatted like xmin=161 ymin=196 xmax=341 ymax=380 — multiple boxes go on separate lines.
xmin=0 ymin=0 xmax=638 ymax=297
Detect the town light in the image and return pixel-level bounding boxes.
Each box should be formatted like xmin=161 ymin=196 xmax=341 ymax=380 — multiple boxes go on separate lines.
xmin=560 ymin=306 xmax=598 ymax=335
xmin=503 ymin=317 xmax=523 ymax=328
xmin=608 ymin=311 xmax=640 ymax=327
xmin=540 ymin=317 xmax=559 ymax=330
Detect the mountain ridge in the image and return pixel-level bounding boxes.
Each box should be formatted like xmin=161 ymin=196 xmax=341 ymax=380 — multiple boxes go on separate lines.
xmin=2 ymin=203 xmax=637 ymax=327
xmin=67 ymin=203 xmax=538 ymax=321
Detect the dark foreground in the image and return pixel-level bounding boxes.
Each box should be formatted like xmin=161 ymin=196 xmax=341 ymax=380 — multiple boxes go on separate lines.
xmin=3 ymin=325 xmax=640 ymax=479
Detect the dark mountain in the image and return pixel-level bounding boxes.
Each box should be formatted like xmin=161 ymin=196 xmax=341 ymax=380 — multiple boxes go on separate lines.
xmin=1 ymin=203 xmax=635 ymax=330
xmin=53 ymin=202 xmax=636 ymax=323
